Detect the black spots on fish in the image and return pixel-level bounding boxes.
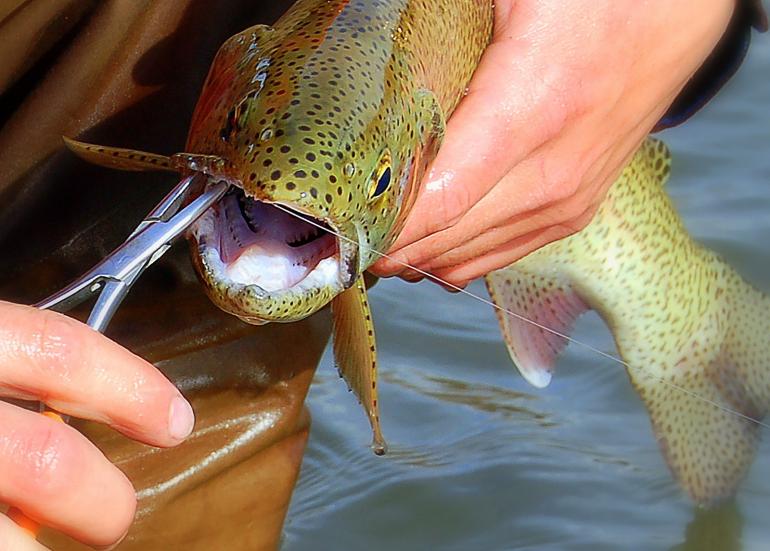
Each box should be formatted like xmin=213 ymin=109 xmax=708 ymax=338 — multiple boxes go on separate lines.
xmin=270 ymin=170 xmax=281 ymax=181
xmin=286 ymin=182 xmax=296 ymax=191
xmin=309 ymin=187 xmax=318 ymax=199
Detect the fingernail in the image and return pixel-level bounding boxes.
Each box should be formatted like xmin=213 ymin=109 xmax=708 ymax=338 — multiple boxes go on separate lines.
xmin=168 ymin=395 xmax=195 ymax=440
xmin=401 ymin=270 xmax=423 ymax=282
xmin=97 ymin=530 xmax=128 ymax=551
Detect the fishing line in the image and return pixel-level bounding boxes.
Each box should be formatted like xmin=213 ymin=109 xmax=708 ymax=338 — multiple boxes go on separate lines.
xmin=271 ymin=203 xmax=770 ymax=430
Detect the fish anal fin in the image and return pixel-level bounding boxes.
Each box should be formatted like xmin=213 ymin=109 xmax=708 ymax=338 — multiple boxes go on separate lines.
xmin=331 ymin=275 xmax=386 ymax=454
xmin=63 ymin=136 xmax=174 ymax=172
xmin=485 ymin=268 xmax=589 ymax=388
xmin=627 ymin=344 xmax=762 ymax=505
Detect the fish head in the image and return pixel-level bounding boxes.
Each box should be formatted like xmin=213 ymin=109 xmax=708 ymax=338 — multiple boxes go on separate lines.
xmin=185 ymin=25 xmax=439 ymax=324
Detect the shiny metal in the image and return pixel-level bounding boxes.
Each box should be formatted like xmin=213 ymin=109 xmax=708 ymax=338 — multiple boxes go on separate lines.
xmin=36 ymin=174 xmax=228 ymax=329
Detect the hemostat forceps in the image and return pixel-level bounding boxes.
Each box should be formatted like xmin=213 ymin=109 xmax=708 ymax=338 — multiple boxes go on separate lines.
xmin=37 ymin=173 xmax=228 ymax=329
xmin=8 ymin=173 xmax=229 ymax=537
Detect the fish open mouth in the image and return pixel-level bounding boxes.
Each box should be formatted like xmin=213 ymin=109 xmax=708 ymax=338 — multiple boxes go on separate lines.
xmin=191 ymin=184 xmax=351 ymax=299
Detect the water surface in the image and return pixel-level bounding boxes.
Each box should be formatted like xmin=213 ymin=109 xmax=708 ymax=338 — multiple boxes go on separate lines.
xmin=285 ymin=24 xmax=770 ymax=551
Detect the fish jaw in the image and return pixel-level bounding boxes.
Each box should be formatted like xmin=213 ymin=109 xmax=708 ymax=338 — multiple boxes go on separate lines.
xmin=188 ymin=182 xmax=360 ymax=324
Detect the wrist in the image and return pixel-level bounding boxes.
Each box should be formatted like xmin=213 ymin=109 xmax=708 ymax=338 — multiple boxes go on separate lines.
xmin=656 ymin=0 xmax=766 ymax=130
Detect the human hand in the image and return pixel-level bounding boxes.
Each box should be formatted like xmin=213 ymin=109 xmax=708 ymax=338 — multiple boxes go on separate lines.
xmin=371 ymin=0 xmax=735 ymax=287
xmin=0 ymin=301 xmax=194 ymax=549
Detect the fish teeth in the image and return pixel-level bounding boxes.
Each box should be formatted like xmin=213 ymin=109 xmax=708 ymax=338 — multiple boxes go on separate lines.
xmin=236 ymin=192 xmax=260 ymax=233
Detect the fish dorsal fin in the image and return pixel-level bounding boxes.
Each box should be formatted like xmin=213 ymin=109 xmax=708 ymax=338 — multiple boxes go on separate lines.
xmin=486 ymin=138 xmax=767 ymax=504
xmin=331 ymin=275 xmax=386 ymax=454
xmin=63 ymin=137 xmax=176 ymax=172
xmin=485 ymin=270 xmax=588 ymax=388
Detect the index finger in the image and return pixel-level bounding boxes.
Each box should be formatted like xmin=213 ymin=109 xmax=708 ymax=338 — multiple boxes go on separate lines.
xmin=0 ymin=301 xmax=194 ymax=447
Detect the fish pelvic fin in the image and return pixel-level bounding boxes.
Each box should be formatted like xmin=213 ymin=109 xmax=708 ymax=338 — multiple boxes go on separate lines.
xmin=63 ymin=137 xmax=176 ymax=172
xmin=484 ymin=270 xmax=588 ymax=388
xmin=487 ymin=138 xmax=767 ymax=504
xmin=331 ymin=274 xmax=387 ymax=455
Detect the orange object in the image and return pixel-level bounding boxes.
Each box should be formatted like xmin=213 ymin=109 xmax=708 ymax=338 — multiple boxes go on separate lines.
xmin=41 ymin=411 xmax=66 ymax=423
xmin=7 ymin=506 xmax=39 ymax=536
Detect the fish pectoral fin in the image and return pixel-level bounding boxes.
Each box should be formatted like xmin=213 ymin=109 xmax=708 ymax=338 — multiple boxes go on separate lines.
xmin=390 ymin=89 xmax=446 ymax=226
xmin=628 ymin=356 xmax=761 ymax=505
xmin=331 ymin=275 xmax=387 ymax=455
xmin=485 ymin=268 xmax=589 ymax=388
xmin=63 ymin=136 xmax=176 ymax=172
xmin=415 ymin=88 xmax=445 ymax=156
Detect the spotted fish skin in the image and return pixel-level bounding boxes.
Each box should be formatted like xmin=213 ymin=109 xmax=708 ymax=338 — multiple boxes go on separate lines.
xmin=185 ymin=0 xmax=493 ymax=321
xmin=486 ymin=139 xmax=770 ymax=504
xmin=60 ymin=0 xmax=766 ymax=502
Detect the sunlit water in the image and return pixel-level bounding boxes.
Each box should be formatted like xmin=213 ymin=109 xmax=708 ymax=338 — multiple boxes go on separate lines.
xmin=285 ymin=27 xmax=770 ymax=551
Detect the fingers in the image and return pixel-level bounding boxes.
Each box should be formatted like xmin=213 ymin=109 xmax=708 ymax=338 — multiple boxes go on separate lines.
xmin=0 ymin=302 xmax=194 ymax=447
xmin=435 ymin=207 xmax=599 ymax=288
xmin=0 ymin=401 xmax=135 ymax=548
xmin=374 ymin=128 xmax=599 ymax=277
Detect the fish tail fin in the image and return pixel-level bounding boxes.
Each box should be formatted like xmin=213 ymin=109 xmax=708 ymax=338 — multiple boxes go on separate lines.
xmin=63 ymin=136 xmax=176 ymax=172
xmin=331 ymin=275 xmax=387 ymax=455
xmin=485 ymin=138 xmax=767 ymax=504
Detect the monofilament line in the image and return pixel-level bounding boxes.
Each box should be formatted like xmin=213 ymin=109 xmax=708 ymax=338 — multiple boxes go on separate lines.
xmin=271 ymin=203 xmax=770 ymax=430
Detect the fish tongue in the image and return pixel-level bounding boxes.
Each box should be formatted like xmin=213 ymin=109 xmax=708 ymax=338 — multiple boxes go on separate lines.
xmin=224 ymin=241 xmax=311 ymax=292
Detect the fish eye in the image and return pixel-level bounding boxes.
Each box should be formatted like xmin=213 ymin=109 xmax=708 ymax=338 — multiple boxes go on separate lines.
xmin=369 ymin=151 xmax=392 ymax=200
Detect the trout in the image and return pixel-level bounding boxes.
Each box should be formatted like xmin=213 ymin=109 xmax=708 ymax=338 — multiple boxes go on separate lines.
xmin=64 ymin=0 xmax=766 ymax=505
